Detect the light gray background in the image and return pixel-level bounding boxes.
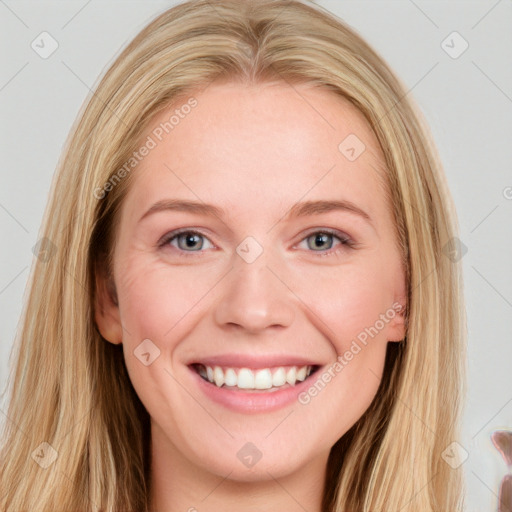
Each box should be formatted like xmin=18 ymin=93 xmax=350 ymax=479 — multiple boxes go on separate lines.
xmin=1 ymin=1 xmax=511 ymax=510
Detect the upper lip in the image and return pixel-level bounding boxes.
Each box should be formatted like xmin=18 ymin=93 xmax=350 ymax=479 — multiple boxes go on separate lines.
xmin=188 ymin=354 xmax=321 ymax=369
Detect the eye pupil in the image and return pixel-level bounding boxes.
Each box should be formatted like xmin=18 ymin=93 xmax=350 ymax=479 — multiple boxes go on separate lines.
xmin=309 ymin=232 xmax=332 ymax=251
xmin=179 ymin=233 xmax=202 ymax=250
xmin=167 ymin=230 xmax=347 ymax=255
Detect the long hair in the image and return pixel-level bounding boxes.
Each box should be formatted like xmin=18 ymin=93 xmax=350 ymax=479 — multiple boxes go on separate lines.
xmin=0 ymin=0 xmax=466 ymax=510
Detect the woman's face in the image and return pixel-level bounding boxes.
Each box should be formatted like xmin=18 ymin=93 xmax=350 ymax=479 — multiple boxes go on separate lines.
xmin=96 ymin=80 xmax=406 ymax=482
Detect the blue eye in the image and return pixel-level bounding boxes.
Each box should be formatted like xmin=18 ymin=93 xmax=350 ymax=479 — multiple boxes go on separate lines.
xmin=297 ymin=230 xmax=354 ymax=255
xmin=158 ymin=228 xmax=354 ymax=257
xmin=159 ymin=230 xmax=215 ymax=252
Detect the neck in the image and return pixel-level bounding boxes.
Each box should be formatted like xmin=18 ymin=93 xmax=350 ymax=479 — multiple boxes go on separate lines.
xmin=148 ymin=422 xmax=328 ymax=512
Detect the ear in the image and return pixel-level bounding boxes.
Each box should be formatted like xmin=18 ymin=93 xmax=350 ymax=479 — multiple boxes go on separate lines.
xmin=94 ymin=265 xmax=123 ymax=345
xmin=386 ymin=298 xmax=407 ymax=343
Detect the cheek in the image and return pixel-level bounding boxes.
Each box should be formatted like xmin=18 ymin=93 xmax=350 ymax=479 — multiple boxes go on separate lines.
xmin=116 ymin=249 xmax=396 ymax=356
xmin=115 ymin=257 xmax=220 ymax=341
xmin=292 ymin=261 xmax=396 ymax=434
xmin=113 ymin=248 xmax=395 ymax=467
xmin=290 ymin=259 xmax=394 ymax=347
xmin=114 ymin=259 xmax=221 ymax=429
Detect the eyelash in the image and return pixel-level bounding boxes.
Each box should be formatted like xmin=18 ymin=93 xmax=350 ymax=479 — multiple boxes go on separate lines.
xmin=157 ymin=228 xmax=356 ymax=258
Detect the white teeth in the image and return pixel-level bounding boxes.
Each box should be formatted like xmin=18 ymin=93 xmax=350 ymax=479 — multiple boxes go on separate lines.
xmin=296 ymin=366 xmax=307 ymax=381
xmin=272 ymin=367 xmax=286 ymax=387
xmin=197 ymin=364 xmax=313 ymax=390
xmin=286 ymin=367 xmax=297 ymax=386
xmin=198 ymin=365 xmax=208 ymax=379
xmin=237 ymin=368 xmax=255 ymax=389
xmin=224 ymin=368 xmax=237 ymax=387
xmin=213 ymin=366 xmax=224 ymax=387
xmin=254 ymin=369 xmax=273 ymax=389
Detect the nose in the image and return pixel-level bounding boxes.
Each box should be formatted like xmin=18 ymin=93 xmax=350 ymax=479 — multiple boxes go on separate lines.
xmin=213 ymin=249 xmax=295 ymax=333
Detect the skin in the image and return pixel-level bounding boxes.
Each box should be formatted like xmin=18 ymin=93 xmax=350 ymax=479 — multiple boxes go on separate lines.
xmin=95 ymin=80 xmax=407 ymax=512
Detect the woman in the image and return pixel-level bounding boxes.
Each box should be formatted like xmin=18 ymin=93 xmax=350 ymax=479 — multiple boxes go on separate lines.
xmin=0 ymin=0 xmax=466 ymax=510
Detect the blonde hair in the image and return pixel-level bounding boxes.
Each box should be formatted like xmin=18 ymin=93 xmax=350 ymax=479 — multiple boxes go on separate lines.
xmin=0 ymin=0 xmax=466 ymax=510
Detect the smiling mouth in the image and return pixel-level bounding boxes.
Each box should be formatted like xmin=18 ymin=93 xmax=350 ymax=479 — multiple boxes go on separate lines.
xmin=191 ymin=363 xmax=320 ymax=392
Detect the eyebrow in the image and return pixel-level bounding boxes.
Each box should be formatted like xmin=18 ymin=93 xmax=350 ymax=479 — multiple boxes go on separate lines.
xmin=138 ymin=198 xmax=373 ymax=226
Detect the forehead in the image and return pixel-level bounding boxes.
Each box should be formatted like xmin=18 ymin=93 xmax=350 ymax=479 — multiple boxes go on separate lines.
xmin=123 ymin=80 xmax=389 ymax=224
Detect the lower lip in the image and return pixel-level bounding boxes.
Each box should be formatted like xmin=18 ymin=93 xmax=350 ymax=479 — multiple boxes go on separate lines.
xmin=188 ymin=366 xmax=319 ymax=413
